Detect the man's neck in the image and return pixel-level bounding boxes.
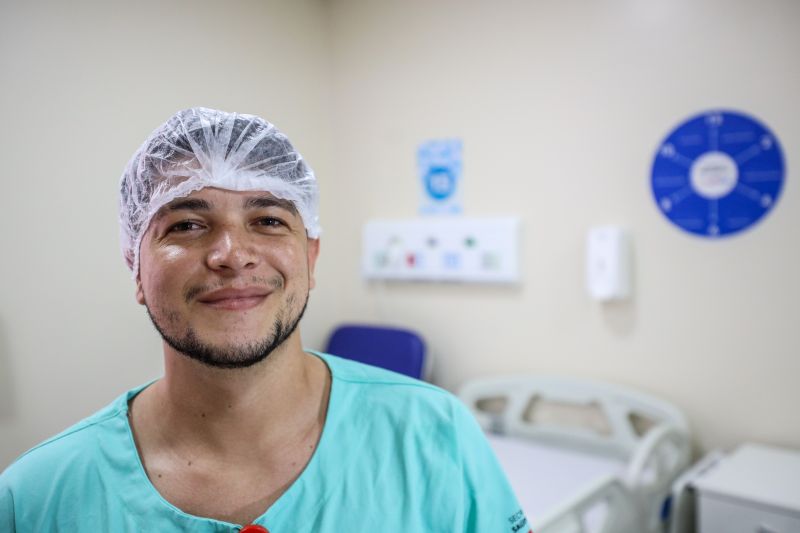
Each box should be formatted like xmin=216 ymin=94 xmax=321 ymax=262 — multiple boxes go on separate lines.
xmin=132 ymin=332 xmax=331 ymax=461
xmin=127 ymin=332 xmax=332 ymax=524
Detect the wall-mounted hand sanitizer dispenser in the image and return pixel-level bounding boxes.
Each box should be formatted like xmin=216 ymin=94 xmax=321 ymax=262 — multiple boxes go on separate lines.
xmin=586 ymin=226 xmax=631 ymax=301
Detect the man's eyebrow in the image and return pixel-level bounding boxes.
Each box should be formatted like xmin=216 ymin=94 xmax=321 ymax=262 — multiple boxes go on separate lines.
xmin=244 ymin=195 xmax=298 ymax=214
xmin=154 ymin=198 xmax=212 ymax=220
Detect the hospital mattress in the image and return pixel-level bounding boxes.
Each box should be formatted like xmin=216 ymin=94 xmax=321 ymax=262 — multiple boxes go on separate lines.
xmin=487 ymin=433 xmax=625 ymax=529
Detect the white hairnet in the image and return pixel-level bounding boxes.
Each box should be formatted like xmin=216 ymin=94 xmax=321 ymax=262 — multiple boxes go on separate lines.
xmin=119 ymin=107 xmax=320 ymax=277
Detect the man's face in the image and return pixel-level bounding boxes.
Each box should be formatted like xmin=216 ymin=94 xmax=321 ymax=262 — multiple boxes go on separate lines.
xmin=136 ymin=187 xmax=320 ymax=368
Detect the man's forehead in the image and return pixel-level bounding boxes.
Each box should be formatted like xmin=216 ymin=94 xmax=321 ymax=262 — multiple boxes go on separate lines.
xmin=154 ymin=188 xmax=298 ymax=218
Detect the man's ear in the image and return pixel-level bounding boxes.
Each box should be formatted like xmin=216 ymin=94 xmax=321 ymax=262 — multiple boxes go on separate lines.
xmin=135 ymin=274 xmax=146 ymax=305
xmin=307 ymin=238 xmax=320 ymax=290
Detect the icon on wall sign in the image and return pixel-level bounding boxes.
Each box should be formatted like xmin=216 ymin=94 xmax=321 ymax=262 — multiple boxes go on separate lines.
xmin=651 ymin=110 xmax=784 ymax=238
xmin=418 ymin=138 xmax=463 ymax=214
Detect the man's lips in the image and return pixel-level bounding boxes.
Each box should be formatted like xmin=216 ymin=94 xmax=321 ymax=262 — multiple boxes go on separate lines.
xmin=196 ymin=287 xmax=271 ymax=310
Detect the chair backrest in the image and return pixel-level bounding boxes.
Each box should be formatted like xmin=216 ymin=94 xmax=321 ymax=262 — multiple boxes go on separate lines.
xmin=324 ymin=324 xmax=427 ymax=379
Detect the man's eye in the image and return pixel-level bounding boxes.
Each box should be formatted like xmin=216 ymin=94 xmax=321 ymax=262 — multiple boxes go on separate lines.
xmin=168 ymin=221 xmax=203 ymax=233
xmin=255 ymin=217 xmax=285 ymax=228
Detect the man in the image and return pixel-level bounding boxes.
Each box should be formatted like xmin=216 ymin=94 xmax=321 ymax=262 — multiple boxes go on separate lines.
xmin=0 ymin=108 xmax=528 ymax=532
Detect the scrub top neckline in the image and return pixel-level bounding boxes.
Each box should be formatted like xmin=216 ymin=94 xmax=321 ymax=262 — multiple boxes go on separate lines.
xmin=120 ymin=350 xmax=340 ymax=530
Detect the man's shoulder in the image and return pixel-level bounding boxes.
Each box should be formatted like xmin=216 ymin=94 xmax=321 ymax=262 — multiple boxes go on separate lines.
xmin=316 ymin=351 xmax=450 ymax=395
xmin=315 ymin=351 xmax=470 ymax=420
xmin=0 ymin=386 xmax=137 ymax=488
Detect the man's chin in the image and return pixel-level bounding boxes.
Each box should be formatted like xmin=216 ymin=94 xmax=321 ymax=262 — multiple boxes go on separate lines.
xmin=145 ymin=294 xmax=309 ymax=370
xmin=183 ymin=353 xmax=272 ymax=370
xmin=169 ymin=337 xmax=278 ymax=369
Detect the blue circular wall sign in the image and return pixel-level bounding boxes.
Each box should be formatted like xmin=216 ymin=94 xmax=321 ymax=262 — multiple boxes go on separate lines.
xmin=651 ymin=110 xmax=784 ymax=238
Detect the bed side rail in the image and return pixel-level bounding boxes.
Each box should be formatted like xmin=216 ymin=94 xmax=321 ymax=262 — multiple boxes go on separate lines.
xmin=624 ymin=423 xmax=691 ymax=533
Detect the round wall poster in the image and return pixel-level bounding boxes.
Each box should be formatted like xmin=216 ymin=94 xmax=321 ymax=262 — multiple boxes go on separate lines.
xmin=651 ymin=110 xmax=784 ymax=238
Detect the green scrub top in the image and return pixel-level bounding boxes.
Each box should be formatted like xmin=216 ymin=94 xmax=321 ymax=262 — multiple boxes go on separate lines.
xmin=1 ymin=352 xmax=529 ymax=532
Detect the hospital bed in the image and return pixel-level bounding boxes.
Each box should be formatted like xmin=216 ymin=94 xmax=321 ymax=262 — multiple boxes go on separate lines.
xmin=459 ymin=376 xmax=691 ymax=533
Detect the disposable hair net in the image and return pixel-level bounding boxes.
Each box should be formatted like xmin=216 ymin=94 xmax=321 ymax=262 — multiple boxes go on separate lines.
xmin=119 ymin=107 xmax=319 ymax=277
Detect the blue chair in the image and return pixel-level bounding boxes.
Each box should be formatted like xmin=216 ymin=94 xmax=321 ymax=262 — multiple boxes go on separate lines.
xmin=324 ymin=324 xmax=427 ymax=380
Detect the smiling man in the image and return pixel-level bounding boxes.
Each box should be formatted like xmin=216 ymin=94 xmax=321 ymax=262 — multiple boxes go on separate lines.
xmin=0 ymin=108 xmax=528 ymax=532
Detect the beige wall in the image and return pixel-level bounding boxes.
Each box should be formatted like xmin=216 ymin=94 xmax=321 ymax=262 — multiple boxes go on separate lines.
xmin=1 ymin=0 xmax=798 ymax=468
xmin=319 ymin=0 xmax=800 ymax=454
xmin=0 ymin=0 xmax=333 ymax=467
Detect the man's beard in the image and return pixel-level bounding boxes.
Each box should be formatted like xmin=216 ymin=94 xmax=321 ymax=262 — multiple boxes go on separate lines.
xmin=145 ymin=294 xmax=309 ymax=369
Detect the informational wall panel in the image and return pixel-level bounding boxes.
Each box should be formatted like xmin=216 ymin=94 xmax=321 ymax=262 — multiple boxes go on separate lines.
xmin=362 ymin=217 xmax=520 ymax=283
xmin=651 ymin=110 xmax=785 ymax=238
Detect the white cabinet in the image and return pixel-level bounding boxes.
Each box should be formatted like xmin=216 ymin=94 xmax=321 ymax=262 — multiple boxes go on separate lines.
xmin=693 ymin=443 xmax=800 ymax=533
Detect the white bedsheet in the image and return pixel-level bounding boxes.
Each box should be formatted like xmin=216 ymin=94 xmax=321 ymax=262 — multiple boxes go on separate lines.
xmin=486 ymin=433 xmax=626 ymax=523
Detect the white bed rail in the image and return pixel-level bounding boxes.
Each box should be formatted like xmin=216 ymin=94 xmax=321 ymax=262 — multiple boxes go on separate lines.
xmin=625 ymin=423 xmax=691 ymax=532
xmin=459 ymin=375 xmax=689 ymax=461
xmin=458 ymin=375 xmax=691 ymax=533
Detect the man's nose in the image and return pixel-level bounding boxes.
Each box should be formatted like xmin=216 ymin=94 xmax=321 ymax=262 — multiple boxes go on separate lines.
xmin=206 ymin=227 xmax=259 ymax=273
